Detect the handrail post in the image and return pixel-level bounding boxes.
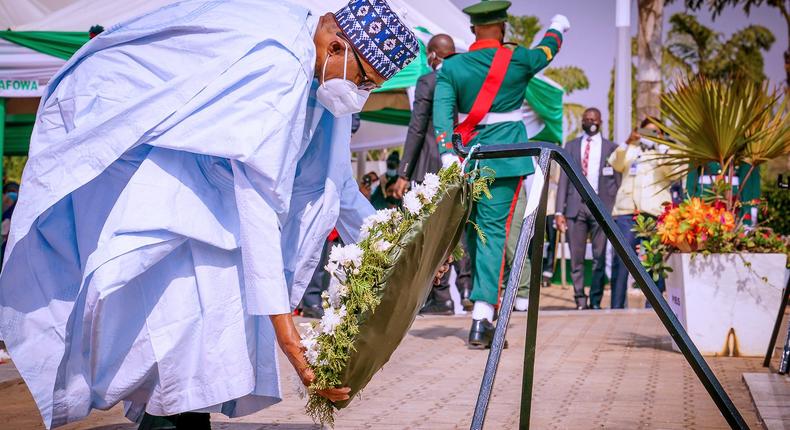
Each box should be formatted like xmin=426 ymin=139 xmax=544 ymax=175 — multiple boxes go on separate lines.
xmin=457 ymin=139 xmax=749 ymax=430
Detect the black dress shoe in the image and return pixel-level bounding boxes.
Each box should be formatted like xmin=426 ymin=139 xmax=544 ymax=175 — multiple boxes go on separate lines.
xmin=468 ymin=318 xmax=494 ymax=348
xmin=138 ymin=414 xmax=177 ymax=430
xmin=139 ymin=412 xmax=211 ymax=430
xmin=468 ymin=319 xmax=509 ymax=349
xmin=459 ymin=287 xmax=473 ymax=311
xmin=590 ymin=304 xmax=602 ymax=310
xmin=301 ymin=305 xmax=324 ymax=319
xmin=176 ymin=413 xmax=211 ymax=430
xmin=419 ymin=299 xmax=455 ymax=315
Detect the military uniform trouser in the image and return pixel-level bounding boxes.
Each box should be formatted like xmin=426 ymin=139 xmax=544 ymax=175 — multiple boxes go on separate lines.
xmin=468 ymin=176 xmax=530 ymax=306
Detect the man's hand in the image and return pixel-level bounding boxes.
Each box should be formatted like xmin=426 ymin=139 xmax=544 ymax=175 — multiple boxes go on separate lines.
xmin=554 ymin=214 xmax=568 ymax=233
xmin=392 ymin=177 xmax=410 ymax=200
xmin=433 ymin=256 xmax=453 ymax=285
xmin=549 ymin=14 xmax=571 ymax=33
xmin=626 ymin=128 xmax=641 ymax=146
xmin=270 ymin=313 xmax=351 ymax=402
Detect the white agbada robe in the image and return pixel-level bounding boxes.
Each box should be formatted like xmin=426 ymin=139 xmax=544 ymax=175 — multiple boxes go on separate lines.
xmin=0 ymin=1 xmax=374 ymax=427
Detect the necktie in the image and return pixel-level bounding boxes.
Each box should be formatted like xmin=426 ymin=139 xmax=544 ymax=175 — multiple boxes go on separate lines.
xmin=582 ymin=137 xmax=591 ymax=177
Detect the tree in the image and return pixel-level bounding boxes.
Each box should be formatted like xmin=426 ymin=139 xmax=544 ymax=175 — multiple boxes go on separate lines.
xmin=507 ymin=15 xmax=591 ymax=137
xmin=637 ymin=0 xmax=665 ymax=121
xmin=667 ymin=13 xmax=775 ymax=83
xmin=506 ymin=15 xmax=542 ymax=47
xmin=677 ymin=0 xmax=790 ymax=89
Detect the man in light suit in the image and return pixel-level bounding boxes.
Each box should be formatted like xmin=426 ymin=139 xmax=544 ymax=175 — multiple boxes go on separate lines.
xmin=555 ymin=108 xmax=621 ymax=309
xmin=393 ymin=34 xmax=473 ymax=314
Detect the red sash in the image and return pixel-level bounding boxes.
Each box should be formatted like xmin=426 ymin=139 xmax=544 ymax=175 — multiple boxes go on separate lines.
xmin=454 ymin=39 xmax=514 ymax=146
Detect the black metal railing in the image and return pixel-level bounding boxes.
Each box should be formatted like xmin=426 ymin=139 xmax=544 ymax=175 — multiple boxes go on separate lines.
xmin=453 ymin=137 xmax=749 ymax=430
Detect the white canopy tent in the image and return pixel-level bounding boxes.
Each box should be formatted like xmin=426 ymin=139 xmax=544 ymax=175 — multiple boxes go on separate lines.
xmin=0 ymin=0 xmax=474 ymax=152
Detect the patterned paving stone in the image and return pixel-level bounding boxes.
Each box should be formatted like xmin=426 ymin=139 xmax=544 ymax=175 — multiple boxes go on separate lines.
xmin=0 ymin=286 xmax=770 ymax=429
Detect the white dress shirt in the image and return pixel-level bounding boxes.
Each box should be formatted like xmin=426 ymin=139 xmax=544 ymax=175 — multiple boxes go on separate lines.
xmin=581 ymin=132 xmax=602 ymax=194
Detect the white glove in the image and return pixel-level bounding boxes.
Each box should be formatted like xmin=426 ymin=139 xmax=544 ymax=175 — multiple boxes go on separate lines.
xmin=549 ymin=14 xmax=571 ymax=34
xmin=441 ymin=153 xmax=460 ymax=169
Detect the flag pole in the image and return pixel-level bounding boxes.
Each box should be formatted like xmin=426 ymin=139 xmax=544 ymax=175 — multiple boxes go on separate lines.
xmin=614 ymin=0 xmax=632 ymax=143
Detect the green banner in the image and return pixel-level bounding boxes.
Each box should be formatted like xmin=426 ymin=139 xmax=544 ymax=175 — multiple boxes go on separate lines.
xmin=0 ymin=31 xmax=89 ymax=60
xmin=526 ymin=77 xmax=564 ymax=144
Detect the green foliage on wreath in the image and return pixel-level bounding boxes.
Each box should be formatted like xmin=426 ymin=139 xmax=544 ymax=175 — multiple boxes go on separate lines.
xmin=303 ymin=164 xmax=491 ymax=426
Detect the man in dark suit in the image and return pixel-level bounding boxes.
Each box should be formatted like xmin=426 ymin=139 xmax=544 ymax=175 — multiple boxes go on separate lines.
xmin=392 ymin=34 xmax=472 ymax=315
xmin=555 ymin=108 xmax=621 ymax=310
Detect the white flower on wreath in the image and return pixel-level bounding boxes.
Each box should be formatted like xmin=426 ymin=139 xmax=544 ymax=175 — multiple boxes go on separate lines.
xmin=320 ymin=305 xmax=347 ymax=335
xmin=414 ymin=183 xmax=437 ymax=202
xmin=328 ymin=244 xmax=364 ymax=270
xmin=373 ymin=240 xmax=392 ymax=253
xmin=300 ymin=324 xmax=321 ymax=365
xmin=360 ymin=208 xmax=399 ymax=238
xmin=402 ymin=190 xmax=423 ymax=214
xmin=327 ymin=277 xmax=348 ymax=309
xmin=325 ymin=260 xmax=340 ymax=276
xmin=422 ymin=173 xmax=441 ymax=193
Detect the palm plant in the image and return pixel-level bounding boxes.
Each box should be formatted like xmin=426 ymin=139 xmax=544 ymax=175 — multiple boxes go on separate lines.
xmin=648 ymin=77 xmax=789 ymax=208
xmin=666 ymin=13 xmax=775 ymax=83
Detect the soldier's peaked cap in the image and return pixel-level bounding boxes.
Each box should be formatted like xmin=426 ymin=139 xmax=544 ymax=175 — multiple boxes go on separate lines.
xmin=462 ymin=0 xmax=511 ymax=26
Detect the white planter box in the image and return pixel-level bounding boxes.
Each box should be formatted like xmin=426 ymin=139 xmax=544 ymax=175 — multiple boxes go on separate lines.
xmin=666 ymin=253 xmax=787 ymax=357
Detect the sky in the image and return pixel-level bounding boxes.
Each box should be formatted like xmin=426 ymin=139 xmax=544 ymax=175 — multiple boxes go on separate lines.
xmin=450 ymin=0 xmax=788 ymax=138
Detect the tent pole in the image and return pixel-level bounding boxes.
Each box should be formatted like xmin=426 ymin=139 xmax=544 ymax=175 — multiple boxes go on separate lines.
xmin=0 ymin=98 xmax=5 ymax=184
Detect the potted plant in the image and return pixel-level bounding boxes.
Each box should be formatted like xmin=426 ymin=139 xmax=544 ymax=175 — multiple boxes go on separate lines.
xmin=634 ymin=78 xmax=790 ymax=357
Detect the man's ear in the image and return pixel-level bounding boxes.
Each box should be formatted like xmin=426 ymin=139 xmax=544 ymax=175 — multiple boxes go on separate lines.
xmin=327 ymin=39 xmax=345 ymax=57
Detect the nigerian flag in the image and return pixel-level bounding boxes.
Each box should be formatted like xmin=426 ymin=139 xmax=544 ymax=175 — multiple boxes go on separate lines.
xmin=524 ymin=75 xmax=565 ymax=144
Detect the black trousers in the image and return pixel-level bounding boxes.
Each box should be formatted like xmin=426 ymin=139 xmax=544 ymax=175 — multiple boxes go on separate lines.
xmin=542 ymin=215 xmax=558 ymax=277
xmin=566 ymin=207 xmax=607 ymax=308
xmin=429 ymin=234 xmax=472 ymax=303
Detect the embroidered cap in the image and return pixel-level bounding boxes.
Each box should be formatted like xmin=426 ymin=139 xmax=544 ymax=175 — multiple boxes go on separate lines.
xmin=334 ymin=0 xmax=419 ymax=80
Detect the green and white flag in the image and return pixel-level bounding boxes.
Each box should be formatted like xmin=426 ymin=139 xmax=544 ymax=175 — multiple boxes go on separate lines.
xmin=523 ymin=74 xmax=565 ymax=144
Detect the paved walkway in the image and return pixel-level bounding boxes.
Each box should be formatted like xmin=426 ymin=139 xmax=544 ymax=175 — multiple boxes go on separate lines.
xmin=0 ymin=290 xmax=769 ymax=429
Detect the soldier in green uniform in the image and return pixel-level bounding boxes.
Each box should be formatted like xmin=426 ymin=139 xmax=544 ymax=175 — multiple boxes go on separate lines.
xmin=686 ymin=162 xmax=761 ymax=224
xmin=433 ymin=0 xmax=569 ymax=348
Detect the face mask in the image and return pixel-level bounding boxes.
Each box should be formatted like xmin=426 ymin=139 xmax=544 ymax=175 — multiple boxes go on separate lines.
xmin=6 ymin=192 xmax=17 ymax=202
xmin=639 ymin=137 xmax=655 ymax=149
xmin=316 ymin=42 xmax=371 ymax=117
xmin=428 ymin=52 xmax=442 ymax=70
xmin=582 ymin=123 xmax=600 ymax=135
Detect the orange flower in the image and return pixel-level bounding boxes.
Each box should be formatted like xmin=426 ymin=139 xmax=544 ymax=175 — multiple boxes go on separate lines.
xmin=655 ymin=198 xmax=736 ymax=251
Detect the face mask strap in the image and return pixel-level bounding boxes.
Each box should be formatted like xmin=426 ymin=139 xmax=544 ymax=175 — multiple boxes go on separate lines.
xmin=322 ymin=41 xmax=350 ymax=86
xmin=341 ymin=41 xmax=349 ymax=81
xmin=322 ymin=53 xmax=330 ymax=85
